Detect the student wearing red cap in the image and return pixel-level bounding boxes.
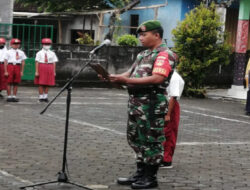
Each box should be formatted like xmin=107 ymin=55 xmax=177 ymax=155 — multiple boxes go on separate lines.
xmin=34 ymin=38 xmax=58 ymax=102
xmin=0 ymin=37 xmax=7 ymax=98
xmin=4 ymin=38 xmax=26 ymax=102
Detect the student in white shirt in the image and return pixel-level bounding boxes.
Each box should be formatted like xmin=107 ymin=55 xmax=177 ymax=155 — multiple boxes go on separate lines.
xmin=34 ymin=38 xmax=58 ymax=102
xmin=0 ymin=38 xmax=7 ymax=98
xmin=4 ymin=38 xmax=26 ymax=102
xmin=161 ymin=70 xmax=184 ymax=168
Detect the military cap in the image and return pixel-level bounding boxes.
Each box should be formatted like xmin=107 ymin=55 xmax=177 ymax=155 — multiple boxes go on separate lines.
xmin=136 ymin=20 xmax=163 ymax=33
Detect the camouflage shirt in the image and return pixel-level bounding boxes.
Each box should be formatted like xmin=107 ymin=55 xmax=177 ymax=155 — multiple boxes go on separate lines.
xmin=128 ymin=43 xmax=176 ymax=115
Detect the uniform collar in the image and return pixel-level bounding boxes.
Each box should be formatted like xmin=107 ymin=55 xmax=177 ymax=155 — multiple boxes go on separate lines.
xmin=42 ymin=48 xmax=49 ymax=52
xmin=153 ymin=43 xmax=167 ymax=53
xmin=144 ymin=43 xmax=167 ymax=56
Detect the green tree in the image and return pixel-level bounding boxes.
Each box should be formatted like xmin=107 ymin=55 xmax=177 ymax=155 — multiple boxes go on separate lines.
xmin=117 ymin=34 xmax=138 ymax=46
xmin=108 ymin=0 xmax=133 ymax=8
xmin=75 ymin=32 xmax=94 ymax=45
xmin=172 ymin=3 xmax=231 ymax=97
xmin=15 ymin=0 xmax=137 ymax=12
xmin=15 ymin=0 xmax=140 ymax=42
xmin=15 ymin=0 xmax=111 ymax=12
xmin=197 ymin=0 xmax=235 ymax=7
xmin=105 ymin=0 xmax=140 ymax=41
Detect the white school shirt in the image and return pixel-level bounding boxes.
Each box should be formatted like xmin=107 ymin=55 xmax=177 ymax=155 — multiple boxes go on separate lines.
xmin=4 ymin=48 xmax=27 ymax=64
xmin=167 ymin=71 xmax=185 ymax=100
xmin=0 ymin=46 xmax=7 ymax=62
xmin=35 ymin=49 xmax=58 ymax=64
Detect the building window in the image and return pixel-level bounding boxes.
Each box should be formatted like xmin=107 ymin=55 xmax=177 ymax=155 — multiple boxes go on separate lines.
xmin=71 ymin=29 xmax=94 ymax=44
xmin=130 ymin=14 xmax=139 ymax=36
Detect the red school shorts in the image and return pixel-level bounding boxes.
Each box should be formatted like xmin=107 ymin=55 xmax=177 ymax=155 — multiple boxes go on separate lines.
xmin=6 ymin=64 xmax=21 ymax=84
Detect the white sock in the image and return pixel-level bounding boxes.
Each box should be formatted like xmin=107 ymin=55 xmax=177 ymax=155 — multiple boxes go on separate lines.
xmin=43 ymin=94 xmax=48 ymax=99
xmin=39 ymin=95 xmax=43 ymax=99
xmin=8 ymin=96 xmax=12 ymax=99
xmin=12 ymin=96 xmax=16 ymax=99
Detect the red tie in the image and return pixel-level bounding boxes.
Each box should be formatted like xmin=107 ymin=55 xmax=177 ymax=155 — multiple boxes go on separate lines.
xmin=16 ymin=51 xmax=19 ymax=60
xmin=45 ymin=53 xmax=48 ymax=63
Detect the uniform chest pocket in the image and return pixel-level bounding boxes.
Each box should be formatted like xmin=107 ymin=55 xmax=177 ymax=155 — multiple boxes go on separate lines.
xmin=48 ymin=57 xmax=54 ymax=63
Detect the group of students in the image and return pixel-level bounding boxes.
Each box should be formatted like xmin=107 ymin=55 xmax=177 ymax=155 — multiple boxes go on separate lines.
xmin=0 ymin=37 xmax=58 ymax=102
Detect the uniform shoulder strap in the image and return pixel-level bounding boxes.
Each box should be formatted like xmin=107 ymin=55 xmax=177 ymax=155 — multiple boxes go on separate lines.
xmin=129 ymin=50 xmax=145 ymax=77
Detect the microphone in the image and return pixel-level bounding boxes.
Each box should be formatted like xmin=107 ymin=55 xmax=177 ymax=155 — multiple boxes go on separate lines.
xmin=90 ymin=39 xmax=111 ymax=54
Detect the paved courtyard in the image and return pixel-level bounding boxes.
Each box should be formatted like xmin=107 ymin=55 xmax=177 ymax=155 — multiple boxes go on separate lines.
xmin=0 ymin=87 xmax=250 ymax=190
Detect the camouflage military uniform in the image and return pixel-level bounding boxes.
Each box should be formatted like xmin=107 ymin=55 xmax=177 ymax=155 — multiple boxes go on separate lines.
xmin=127 ymin=43 xmax=175 ymax=165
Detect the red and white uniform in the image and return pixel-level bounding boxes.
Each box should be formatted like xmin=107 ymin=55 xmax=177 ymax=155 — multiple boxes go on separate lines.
xmin=163 ymin=71 xmax=184 ymax=163
xmin=0 ymin=46 xmax=7 ymax=90
xmin=4 ymin=48 xmax=27 ymax=84
xmin=34 ymin=49 xmax=58 ymax=86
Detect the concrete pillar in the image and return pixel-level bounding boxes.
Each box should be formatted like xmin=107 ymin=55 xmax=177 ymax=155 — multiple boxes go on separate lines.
xmin=234 ymin=0 xmax=250 ymax=85
xmin=0 ymin=0 xmax=14 ymax=23
xmin=0 ymin=0 xmax=14 ymax=41
xmin=228 ymin=0 xmax=250 ymax=99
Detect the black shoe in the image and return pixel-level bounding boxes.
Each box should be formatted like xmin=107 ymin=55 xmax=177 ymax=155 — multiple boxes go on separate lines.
xmin=43 ymin=98 xmax=49 ymax=103
xmin=131 ymin=176 xmax=158 ymax=189
xmin=39 ymin=99 xmax=43 ymax=102
xmin=131 ymin=165 xmax=159 ymax=189
xmin=117 ymin=176 xmax=138 ymax=185
xmin=117 ymin=163 xmax=145 ymax=185
xmin=117 ymin=174 xmax=143 ymax=186
xmin=160 ymin=161 xmax=173 ymax=168
xmin=7 ymin=97 xmax=13 ymax=102
xmin=12 ymin=98 xmax=19 ymax=102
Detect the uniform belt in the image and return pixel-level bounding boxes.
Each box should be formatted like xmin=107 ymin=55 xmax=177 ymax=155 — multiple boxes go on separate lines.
xmin=128 ymin=87 xmax=165 ymax=95
xmin=8 ymin=63 xmax=21 ymax=65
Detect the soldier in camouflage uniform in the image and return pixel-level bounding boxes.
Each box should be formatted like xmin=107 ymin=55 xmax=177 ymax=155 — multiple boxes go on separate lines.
xmin=109 ymin=20 xmax=176 ymax=189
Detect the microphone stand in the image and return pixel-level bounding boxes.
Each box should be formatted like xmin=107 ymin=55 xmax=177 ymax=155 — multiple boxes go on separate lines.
xmin=20 ymin=54 xmax=96 ymax=190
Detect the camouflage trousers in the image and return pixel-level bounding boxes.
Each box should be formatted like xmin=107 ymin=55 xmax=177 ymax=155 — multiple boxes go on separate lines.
xmin=127 ymin=94 xmax=167 ymax=165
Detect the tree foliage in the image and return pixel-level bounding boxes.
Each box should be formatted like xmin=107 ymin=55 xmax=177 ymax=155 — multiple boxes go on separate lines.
xmin=172 ymin=3 xmax=231 ymax=96
xmin=197 ymin=0 xmax=235 ymax=7
xmin=15 ymin=0 xmax=134 ymax=12
xmin=108 ymin=0 xmax=133 ymax=8
xmin=117 ymin=34 xmax=138 ymax=46
xmin=75 ymin=32 xmax=94 ymax=45
xmin=105 ymin=0 xmax=140 ymax=41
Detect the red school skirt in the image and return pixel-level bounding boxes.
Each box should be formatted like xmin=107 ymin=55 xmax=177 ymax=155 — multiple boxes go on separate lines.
xmin=0 ymin=63 xmax=7 ymax=90
xmin=34 ymin=63 xmax=55 ymax=86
